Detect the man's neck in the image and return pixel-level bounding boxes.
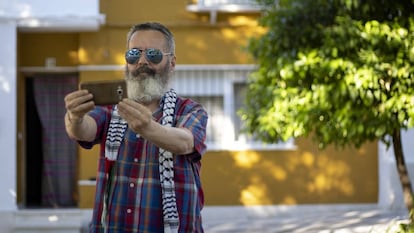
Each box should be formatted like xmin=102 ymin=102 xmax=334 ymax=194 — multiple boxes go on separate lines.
xmin=145 ymin=99 xmax=161 ymax=112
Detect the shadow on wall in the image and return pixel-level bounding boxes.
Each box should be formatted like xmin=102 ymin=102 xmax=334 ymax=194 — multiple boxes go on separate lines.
xmin=201 ymin=137 xmax=378 ymax=206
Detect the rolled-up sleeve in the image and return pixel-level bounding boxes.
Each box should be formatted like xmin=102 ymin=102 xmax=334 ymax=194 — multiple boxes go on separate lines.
xmin=176 ymin=100 xmax=208 ymax=162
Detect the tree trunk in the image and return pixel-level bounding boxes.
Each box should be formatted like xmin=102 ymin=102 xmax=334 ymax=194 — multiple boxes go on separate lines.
xmin=392 ymin=129 xmax=414 ymax=221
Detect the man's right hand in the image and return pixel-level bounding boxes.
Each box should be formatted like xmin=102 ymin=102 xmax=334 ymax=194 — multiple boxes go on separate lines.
xmin=64 ymin=89 xmax=95 ymax=121
xmin=64 ymin=89 xmax=97 ymax=142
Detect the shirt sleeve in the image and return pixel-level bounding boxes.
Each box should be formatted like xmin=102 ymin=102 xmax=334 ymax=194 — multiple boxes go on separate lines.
xmin=175 ymin=98 xmax=208 ymax=162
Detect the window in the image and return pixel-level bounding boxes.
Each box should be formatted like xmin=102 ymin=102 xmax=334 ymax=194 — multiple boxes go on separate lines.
xmin=173 ymin=65 xmax=295 ymax=151
xmin=233 ymin=82 xmax=250 ymax=142
xmin=188 ymin=96 xmax=224 ymax=144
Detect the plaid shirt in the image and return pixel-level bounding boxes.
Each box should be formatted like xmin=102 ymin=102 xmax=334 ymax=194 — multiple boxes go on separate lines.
xmin=79 ymin=96 xmax=208 ymax=233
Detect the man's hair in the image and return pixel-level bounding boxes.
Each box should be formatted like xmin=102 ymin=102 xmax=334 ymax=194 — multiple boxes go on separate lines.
xmin=126 ymin=22 xmax=175 ymax=54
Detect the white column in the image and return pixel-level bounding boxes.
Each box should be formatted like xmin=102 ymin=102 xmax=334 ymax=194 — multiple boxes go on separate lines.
xmin=0 ymin=19 xmax=17 ymax=211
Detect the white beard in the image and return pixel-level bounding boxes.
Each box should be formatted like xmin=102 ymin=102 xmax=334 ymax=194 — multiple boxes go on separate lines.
xmin=126 ymin=75 xmax=168 ymax=103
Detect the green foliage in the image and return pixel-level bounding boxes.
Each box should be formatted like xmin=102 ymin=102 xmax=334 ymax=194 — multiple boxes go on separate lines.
xmin=395 ymin=223 xmax=414 ymax=233
xmin=242 ymin=0 xmax=414 ymax=148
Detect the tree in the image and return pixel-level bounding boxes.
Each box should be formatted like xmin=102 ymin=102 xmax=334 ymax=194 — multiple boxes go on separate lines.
xmin=242 ymin=0 xmax=414 ymax=220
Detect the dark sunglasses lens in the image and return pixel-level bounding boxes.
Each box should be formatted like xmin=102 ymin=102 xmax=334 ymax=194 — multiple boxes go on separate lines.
xmin=125 ymin=49 xmax=141 ymax=64
xmin=145 ymin=49 xmax=163 ymax=64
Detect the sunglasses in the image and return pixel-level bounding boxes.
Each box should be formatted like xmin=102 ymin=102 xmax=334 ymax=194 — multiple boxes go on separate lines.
xmin=125 ymin=48 xmax=172 ymax=65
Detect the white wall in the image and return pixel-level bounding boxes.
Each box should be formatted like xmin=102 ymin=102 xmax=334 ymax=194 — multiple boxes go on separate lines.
xmin=0 ymin=0 xmax=104 ymax=31
xmin=0 ymin=0 xmax=101 ymax=17
xmin=0 ymin=19 xmax=17 ymax=211
xmin=378 ymin=129 xmax=414 ymax=210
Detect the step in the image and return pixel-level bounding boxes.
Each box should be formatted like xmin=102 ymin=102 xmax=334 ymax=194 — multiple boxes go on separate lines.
xmin=13 ymin=209 xmax=84 ymax=233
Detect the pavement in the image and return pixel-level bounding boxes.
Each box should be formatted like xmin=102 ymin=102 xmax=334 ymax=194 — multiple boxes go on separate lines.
xmin=5 ymin=203 xmax=408 ymax=233
xmin=201 ymin=204 xmax=410 ymax=233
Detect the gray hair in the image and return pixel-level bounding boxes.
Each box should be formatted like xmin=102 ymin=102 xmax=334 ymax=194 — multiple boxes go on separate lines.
xmin=126 ymin=22 xmax=175 ymax=54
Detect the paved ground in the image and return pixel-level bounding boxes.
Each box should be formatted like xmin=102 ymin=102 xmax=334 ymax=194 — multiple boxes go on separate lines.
xmin=5 ymin=203 xmax=408 ymax=233
xmin=201 ymin=204 xmax=410 ymax=233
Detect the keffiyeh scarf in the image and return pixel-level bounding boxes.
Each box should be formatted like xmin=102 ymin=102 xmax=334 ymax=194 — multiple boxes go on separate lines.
xmin=104 ymin=89 xmax=179 ymax=233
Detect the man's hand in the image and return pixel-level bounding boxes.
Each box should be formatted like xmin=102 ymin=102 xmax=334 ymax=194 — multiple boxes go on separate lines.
xmin=64 ymin=89 xmax=97 ymax=142
xmin=118 ymin=98 xmax=153 ymax=134
xmin=64 ymin=90 xmax=95 ymax=122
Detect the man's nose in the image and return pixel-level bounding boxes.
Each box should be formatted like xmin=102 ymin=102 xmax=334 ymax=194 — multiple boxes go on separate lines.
xmin=137 ymin=53 xmax=149 ymax=65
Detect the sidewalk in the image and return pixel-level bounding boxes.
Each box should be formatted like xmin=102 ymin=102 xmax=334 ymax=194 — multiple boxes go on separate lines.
xmin=201 ymin=204 xmax=409 ymax=233
xmin=4 ymin=204 xmax=408 ymax=233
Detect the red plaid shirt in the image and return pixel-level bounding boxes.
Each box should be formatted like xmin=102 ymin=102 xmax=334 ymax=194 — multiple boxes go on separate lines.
xmin=79 ymin=96 xmax=208 ymax=233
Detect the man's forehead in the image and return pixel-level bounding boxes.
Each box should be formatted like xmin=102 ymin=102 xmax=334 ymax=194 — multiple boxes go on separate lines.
xmin=130 ymin=30 xmax=165 ymax=45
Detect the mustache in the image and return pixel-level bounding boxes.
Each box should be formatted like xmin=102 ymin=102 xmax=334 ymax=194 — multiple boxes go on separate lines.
xmin=131 ymin=66 xmax=156 ymax=77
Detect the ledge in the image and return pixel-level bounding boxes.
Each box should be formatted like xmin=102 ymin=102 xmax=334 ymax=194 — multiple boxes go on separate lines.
xmin=13 ymin=209 xmax=83 ymax=232
xmin=16 ymin=14 xmax=106 ymax=32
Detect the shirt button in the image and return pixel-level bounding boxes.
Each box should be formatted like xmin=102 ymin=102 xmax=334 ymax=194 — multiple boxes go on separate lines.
xmin=127 ymin=209 xmax=132 ymax=214
xmin=134 ymin=158 xmax=138 ymax=162
xmin=130 ymin=183 xmax=135 ymax=188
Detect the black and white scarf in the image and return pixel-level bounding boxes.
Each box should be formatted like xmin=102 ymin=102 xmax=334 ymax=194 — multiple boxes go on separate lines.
xmin=104 ymin=89 xmax=179 ymax=233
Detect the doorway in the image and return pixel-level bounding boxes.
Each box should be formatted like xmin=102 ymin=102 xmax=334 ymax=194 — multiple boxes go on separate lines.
xmin=24 ymin=74 xmax=78 ymax=208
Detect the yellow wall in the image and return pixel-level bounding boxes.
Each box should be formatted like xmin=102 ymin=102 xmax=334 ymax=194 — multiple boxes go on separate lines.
xmin=77 ymin=27 xmax=259 ymax=65
xmin=203 ymin=139 xmax=377 ymax=206
xmin=18 ymin=0 xmax=379 ymax=208
xmin=18 ymin=32 xmax=79 ymax=67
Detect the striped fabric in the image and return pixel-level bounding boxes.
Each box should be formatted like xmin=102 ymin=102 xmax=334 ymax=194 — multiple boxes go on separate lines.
xmin=158 ymin=90 xmax=179 ymax=233
xmin=79 ymin=95 xmax=208 ymax=233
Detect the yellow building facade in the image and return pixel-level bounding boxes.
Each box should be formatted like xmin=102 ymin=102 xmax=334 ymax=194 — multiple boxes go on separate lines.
xmin=17 ymin=0 xmax=378 ymax=209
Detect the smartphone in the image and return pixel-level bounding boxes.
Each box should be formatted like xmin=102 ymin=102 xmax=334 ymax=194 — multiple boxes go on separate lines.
xmin=79 ymin=80 xmax=127 ymax=105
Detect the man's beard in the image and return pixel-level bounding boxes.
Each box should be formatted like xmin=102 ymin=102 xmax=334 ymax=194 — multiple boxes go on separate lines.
xmin=125 ymin=64 xmax=171 ymax=103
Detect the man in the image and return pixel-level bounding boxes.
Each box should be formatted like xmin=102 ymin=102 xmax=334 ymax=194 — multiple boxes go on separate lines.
xmin=64 ymin=22 xmax=208 ymax=233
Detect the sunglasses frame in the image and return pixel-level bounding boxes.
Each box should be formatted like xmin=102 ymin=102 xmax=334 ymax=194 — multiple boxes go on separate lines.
xmin=125 ymin=48 xmax=172 ymax=65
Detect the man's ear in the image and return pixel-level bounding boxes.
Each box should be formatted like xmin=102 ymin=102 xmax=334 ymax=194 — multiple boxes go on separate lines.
xmin=170 ymin=55 xmax=176 ymax=69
